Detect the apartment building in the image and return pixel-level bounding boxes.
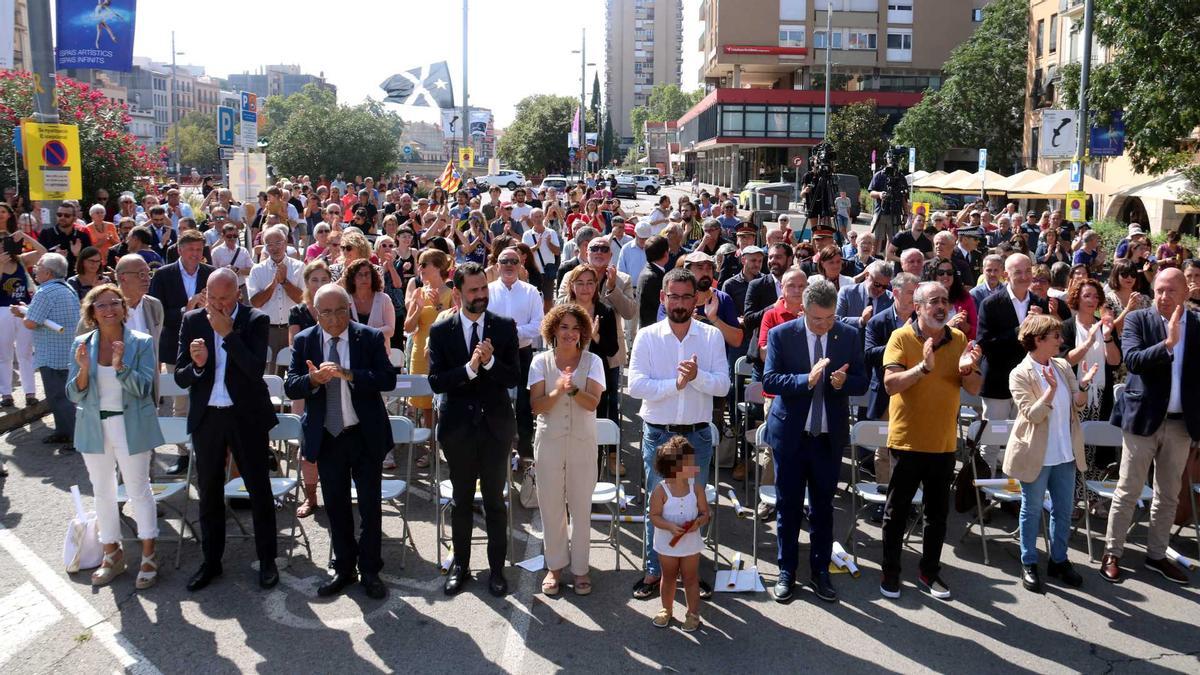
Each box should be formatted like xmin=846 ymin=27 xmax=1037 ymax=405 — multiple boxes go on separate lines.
xmin=605 ymin=0 xmax=684 ymax=148
xmin=682 ymin=0 xmax=990 ymax=189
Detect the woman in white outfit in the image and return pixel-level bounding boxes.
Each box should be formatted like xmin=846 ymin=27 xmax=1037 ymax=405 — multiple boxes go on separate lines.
xmin=67 ymin=284 xmax=164 ymax=588
xmin=0 ymin=225 xmax=46 ymax=407
xmin=529 ymin=303 xmax=605 ymax=596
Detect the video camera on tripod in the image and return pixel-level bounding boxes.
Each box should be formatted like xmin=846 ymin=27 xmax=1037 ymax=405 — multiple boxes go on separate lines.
xmin=803 ymin=142 xmax=839 ymax=222
xmin=879 ymin=147 xmax=909 ymax=218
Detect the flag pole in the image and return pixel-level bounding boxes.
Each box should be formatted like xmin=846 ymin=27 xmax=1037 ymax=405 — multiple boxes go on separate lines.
xmin=461 ymin=0 xmax=470 ymax=175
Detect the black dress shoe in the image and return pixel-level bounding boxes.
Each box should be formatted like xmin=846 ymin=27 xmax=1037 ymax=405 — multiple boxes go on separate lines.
xmin=444 ymin=564 xmax=469 ymax=596
xmin=811 ymin=571 xmax=838 ymax=603
xmin=1021 ymin=564 xmax=1043 ymax=593
xmin=488 ymin=570 xmax=509 ymax=597
xmin=1047 ymin=559 xmax=1083 ymax=588
xmin=42 ymin=432 xmax=69 ymax=444
xmin=318 ymin=572 xmax=358 ymax=597
xmin=166 ymin=455 xmax=190 ymax=476
xmin=57 ymin=446 xmax=76 ymax=455
xmin=361 ymin=574 xmax=387 ymax=600
xmin=698 ymin=579 xmax=714 ymax=600
xmin=773 ymin=573 xmax=795 ymax=603
xmin=187 ymin=563 xmax=223 ymax=592
xmin=259 ymin=560 xmax=279 ymax=589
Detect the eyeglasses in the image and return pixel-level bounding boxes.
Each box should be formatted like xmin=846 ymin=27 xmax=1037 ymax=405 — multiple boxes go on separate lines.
xmin=1118 ymin=270 xmax=1137 ymax=278
xmin=497 ymin=258 xmax=520 ymax=265
xmin=587 ymin=245 xmax=608 ymax=253
xmin=92 ymin=300 xmax=123 ymax=312
xmin=119 ymin=270 xmax=151 ymax=279
xmin=56 ymin=213 xmax=73 ymax=219
xmin=870 ymin=281 xmax=889 ymax=290
xmin=665 ymin=294 xmax=695 ymax=301
xmin=317 ymin=308 xmax=351 ymax=319
xmin=224 ymin=234 xmax=238 ymax=240
xmin=934 ymin=268 xmax=955 ymax=277
xmin=341 ymin=245 xmax=354 ymax=251
xmin=379 ymin=243 xmax=396 ymax=249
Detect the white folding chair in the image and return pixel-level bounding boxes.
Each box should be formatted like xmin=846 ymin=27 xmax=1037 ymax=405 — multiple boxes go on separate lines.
xmin=964 ymin=419 xmax=1017 ymax=564
xmin=737 ymin=381 xmax=765 ymax=498
xmin=333 ymin=416 xmax=419 ymax=568
xmin=157 ymin=371 xmax=188 ymax=400
xmin=117 ymin=417 xmax=195 ymax=569
xmin=732 ymin=356 xmax=757 ymax=491
xmin=1081 ymin=420 xmax=1153 ymax=562
xmin=591 ymin=418 xmax=622 ymax=569
xmin=958 ymin=389 xmax=984 ymax=445
xmin=749 ymin=424 xmax=816 ymax=569
xmin=844 ymin=421 xmax=924 ymax=564
xmin=222 ymin=413 xmax=311 ymax=562
xmin=273 ymin=346 xmax=293 ymax=376
xmin=388 ymin=348 xmax=406 ymax=370
xmin=263 ymin=374 xmax=287 ymax=412
xmin=704 ymin=422 xmax=720 ymax=566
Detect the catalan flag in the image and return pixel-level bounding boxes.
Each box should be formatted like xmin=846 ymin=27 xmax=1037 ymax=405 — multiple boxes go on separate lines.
xmin=435 ymin=160 xmax=462 ymax=193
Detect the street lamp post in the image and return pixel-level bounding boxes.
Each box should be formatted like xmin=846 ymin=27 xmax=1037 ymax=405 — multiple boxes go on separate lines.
xmin=170 ymin=31 xmax=185 ymax=178
xmin=571 ymin=32 xmax=595 ymax=177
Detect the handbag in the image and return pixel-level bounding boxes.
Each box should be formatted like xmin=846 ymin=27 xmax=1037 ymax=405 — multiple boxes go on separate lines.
xmin=63 ymin=485 xmax=103 ymax=573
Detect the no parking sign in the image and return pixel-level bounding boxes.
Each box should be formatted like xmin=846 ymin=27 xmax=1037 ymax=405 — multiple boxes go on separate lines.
xmin=21 ymin=121 xmax=82 ymax=200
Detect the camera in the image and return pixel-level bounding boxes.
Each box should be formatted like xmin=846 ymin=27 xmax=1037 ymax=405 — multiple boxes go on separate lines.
xmin=879 ymin=146 xmax=910 ymax=218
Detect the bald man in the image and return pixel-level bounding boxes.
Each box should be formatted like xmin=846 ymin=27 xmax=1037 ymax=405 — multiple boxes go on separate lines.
xmin=175 ymin=268 xmax=280 ymax=592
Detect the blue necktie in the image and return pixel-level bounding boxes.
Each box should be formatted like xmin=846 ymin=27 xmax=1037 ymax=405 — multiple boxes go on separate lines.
xmin=325 ymin=336 xmax=344 ymax=436
xmin=808 ymin=337 xmax=824 ymax=436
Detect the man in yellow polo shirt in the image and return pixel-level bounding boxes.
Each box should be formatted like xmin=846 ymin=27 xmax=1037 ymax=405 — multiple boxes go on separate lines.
xmin=879 ymin=281 xmax=982 ymax=601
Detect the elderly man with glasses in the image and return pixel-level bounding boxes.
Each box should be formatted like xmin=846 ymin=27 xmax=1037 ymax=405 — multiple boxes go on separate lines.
xmin=16 ymin=253 xmax=81 ymax=453
xmin=486 ymin=247 xmax=544 ymax=461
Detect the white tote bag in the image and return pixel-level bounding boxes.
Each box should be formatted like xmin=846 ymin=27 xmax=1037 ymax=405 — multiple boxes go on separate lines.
xmin=62 ymin=485 xmax=103 ymax=573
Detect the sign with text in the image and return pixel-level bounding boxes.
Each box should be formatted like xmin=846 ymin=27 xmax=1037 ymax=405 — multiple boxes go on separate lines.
xmin=977 ymin=148 xmax=988 ymax=171
xmin=21 ymin=121 xmax=82 ymax=200
xmin=54 ymin=0 xmax=137 ymax=72
xmin=723 ymin=45 xmax=807 ymax=56
xmin=240 ymin=92 xmax=258 ymax=149
xmin=230 ymin=151 xmax=267 ymax=202
xmin=1065 ymin=190 xmax=1086 ymax=221
xmin=458 ymin=146 xmax=474 ymax=169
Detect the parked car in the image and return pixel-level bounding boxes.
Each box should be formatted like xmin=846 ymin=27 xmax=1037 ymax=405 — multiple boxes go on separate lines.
xmin=539 ymin=175 xmax=569 ymax=192
xmin=632 ymin=174 xmax=660 ymax=195
xmin=477 ymin=169 xmax=526 ymax=190
xmin=613 ymin=175 xmax=639 ymax=198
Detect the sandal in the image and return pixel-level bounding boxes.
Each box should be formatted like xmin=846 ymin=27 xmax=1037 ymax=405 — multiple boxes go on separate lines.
xmin=632 ymin=577 xmax=660 ymax=600
xmin=296 ymin=499 xmax=317 ymax=518
xmin=573 ymin=576 xmax=593 ymax=596
xmin=135 ymin=552 xmax=158 ymax=590
xmin=91 ymin=548 xmax=127 ymax=586
xmin=541 ymin=573 xmax=560 ymax=596
xmin=382 ymin=453 xmax=397 ymax=471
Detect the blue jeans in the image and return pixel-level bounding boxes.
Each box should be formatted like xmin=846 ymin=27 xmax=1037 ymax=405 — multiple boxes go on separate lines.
xmin=642 ymin=422 xmax=712 ymax=577
xmin=1019 ymin=461 xmax=1076 ymax=565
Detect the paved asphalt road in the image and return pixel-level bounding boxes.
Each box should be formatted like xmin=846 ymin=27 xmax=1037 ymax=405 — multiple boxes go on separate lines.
xmin=1 ymin=187 xmax=1198 ymax=673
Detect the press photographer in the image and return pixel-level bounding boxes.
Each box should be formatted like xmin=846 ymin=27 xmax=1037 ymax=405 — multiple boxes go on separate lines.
xmin=868 ymin=148 xmax=910 ymax=243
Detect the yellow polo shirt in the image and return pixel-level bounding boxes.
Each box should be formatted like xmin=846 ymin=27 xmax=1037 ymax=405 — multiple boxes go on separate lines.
xmin=883 ymin=322 xmax=967 ymax=453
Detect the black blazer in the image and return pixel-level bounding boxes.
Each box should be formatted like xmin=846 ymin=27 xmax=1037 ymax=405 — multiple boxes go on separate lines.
xmin=150 ymin=226 xmax=178 ymax=258
xmin=149 ymin=261 xmax=214 ymax=363
xmin=636 ymin=262 xmax=667 ymax=329
xmin=174 ymin=305 xmax=277 ymax=435
xmin=1110 ymin=307 xmax=1200 ymax=440
xmin=1059 ymin=316 xmax=1120 ymax=421
xmin=977 ymin=286 xmax=1049 ymax=399
xmin=427 ymin=311 xmax=521 ymax=446
xmin=285 ymin=322 xmax=396 ymax=462
xmin=587 ymin=302 xmax=619 ymax=362
xmin=743 ymin=274 xmax=780 ymax=336
xmin=864 ymin=305 xmax=910 ymax=420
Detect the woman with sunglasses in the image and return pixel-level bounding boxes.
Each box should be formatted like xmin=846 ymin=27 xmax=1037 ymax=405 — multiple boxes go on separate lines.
xmin=403 ymin=249 xmax=452 ymax=462
xmin=1103 ymin=259 xmax=1150 ymax=335
xmin=374 ymin=235 xmax=407 ymax=351
xmin=924 ymin=256 xmax=977 ymax=340
xmin=67 ymin=284 xmax=164 ymax=589
xmin=0 ymin=229 xmax=46 ymax=407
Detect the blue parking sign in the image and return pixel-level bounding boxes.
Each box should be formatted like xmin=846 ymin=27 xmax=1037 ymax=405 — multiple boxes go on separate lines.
xmin=217 ymin=107 xmax=236 ymax=147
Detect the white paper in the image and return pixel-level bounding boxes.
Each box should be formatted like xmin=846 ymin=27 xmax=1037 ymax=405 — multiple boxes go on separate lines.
xmin=1166 ymin=547 xmax=1199 ymax=571
xmin=728 ymin=489 xmax=752 ymax=518
xmin=715 ymin=566 xmax=765 ymax=593
xmin=591 ymin=514 xmax=645 ymax=523
xmin=516 ymin=555 xmax=545 ymax=572
xmin=974 ymin=478 xmax=1021 ymax=490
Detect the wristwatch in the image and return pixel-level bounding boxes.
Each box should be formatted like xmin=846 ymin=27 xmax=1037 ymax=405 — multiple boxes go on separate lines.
xmin=919 ymin=362 xmax=932 ymax=375
xmin=566 ymin=386 xmax=579 ymax=398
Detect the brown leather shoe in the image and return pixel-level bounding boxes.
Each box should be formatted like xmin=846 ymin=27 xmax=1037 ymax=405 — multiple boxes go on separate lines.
xmin=1144 ymin=556 xmax=1189 ymax=584
xmin=1099 ymin=553 xmax=1121 ymax=583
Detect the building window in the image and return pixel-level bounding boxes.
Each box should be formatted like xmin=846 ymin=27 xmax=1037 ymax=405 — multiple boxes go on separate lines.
xmin=1049 ymin=14 xmax=1058 ymax=54
xmin=779 ymin=25 xmax=805 ymax=48
xmin=887 ymin=3 xmax=913 ymax=23
xmin=886 ymin=30 xmax=912 ymax=61
xmin=1036 ymin=19 xmax=1044 ymax=58
xmin=846 ymin=31 xmax=876 ymax=50
xmin=972 ymin=8 xmax=984 ymax=22
xmin=813 ymin=30 xmax=841 ymax=49
xmin=779 ymin=0 xmax=806 ymax=20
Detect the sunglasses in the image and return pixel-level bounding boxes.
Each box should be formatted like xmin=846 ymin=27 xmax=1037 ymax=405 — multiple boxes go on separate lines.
xmin=497 ymin=258 xmax=520 ymax=265
xmin=587 ymin=245 xmax=609 ymax=252
xmin=934 ymin=268 xmax=955 ymax=277
xmin=1118 ymin=270 xmax=1137 ymax=278
xmin=341 ymin=245 xmax=354 ymax=251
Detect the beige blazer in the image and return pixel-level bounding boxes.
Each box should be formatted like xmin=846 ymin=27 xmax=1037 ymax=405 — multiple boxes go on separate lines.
xmin=1002 ymin=356 xmax=1087 ymax=483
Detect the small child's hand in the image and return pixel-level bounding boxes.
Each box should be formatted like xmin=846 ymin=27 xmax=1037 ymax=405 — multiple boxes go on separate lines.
xmin=670 ymin=524 xmax=686 ymax=537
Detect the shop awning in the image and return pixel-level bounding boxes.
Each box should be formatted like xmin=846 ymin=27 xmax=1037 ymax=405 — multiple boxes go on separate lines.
xmin=938 ymin=170 xmax=1008 ymax=195
xmin=987 ymin=169 xmax=1047 ymax=195
xmin=1007 ymin=169 xmax=1112 ymax=199
xmin=916 ymin=170 xmax=972 ymax=193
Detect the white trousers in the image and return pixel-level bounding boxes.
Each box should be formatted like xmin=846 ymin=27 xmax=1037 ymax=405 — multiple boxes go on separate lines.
xmin=0 ymin=311 xmax=35 ymax=395
xmin=80 ymin=415 xmax=158 ymax=544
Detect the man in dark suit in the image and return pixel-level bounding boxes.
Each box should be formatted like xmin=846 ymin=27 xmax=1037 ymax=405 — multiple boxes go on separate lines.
xmin=1102 ymin=268 xmax=1200 ymax=584
xmin=286 ymin=284 xmax=396 ymax=599
xmin=145 ymin=205 xmax=179 ymax=258
xmin=976 ymin=253 xmax=1049 ymax=471
xmin=635 ymin=235 xmax=670 ymax=330
xmin=762 ymin=278 xmax=868 ymax=603
xmin=428 ymin=262 xmax=521 ymax=597
xmin=150 ymin=228 xmax=214 ymax=475
xmin=175 ymin=269 xmax=279 ymax=592
xmin=743 ymin=242 xmax=792 ymax=375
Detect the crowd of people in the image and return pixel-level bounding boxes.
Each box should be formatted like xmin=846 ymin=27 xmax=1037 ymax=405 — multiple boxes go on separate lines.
xmin=3 ymin=172 xmax=1199 ymax=631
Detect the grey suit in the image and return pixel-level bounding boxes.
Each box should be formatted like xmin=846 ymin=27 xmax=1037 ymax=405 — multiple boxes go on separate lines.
xmin=835 ymin=281 xmax=894 ymax=330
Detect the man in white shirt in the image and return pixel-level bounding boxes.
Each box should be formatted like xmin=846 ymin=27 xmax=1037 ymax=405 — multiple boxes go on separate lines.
xmin=509 ymin=188 xmax=533 ymax=224
xmin=164 ymin=188 xmax=194 ymax=229
xmin=487 ymin=247 xmax=544 ymax=460
xmin=248 ymin=225 xmax=305 ymax=357
xmin=628 ymin=267 xmax=731 ymax=600
xmin=210 ymin=223 xmax=253 ymax=292
xmin=520 ymin=209 xmax=561 ymax=304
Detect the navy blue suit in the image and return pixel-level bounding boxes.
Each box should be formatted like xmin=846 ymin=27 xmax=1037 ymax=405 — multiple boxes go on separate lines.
xmin=285 ymin=321 xmax=396 ymax=576
xmin=864 ymin=305 xmax=911 ymax=420
xmin=835 ymin=281 xmax=894 ymax=331
xmin=763 ymin=318 xmax=868 ymax=577
xmin=1110 ymin=307 xmax=1200 ymax=441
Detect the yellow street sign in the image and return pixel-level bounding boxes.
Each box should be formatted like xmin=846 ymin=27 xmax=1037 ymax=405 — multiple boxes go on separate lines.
xmin=912 ymin=202 xmax=931 ymax=218
xmin=21 ymin=121 xmax=82 ymax=201
xmin=458 ymin=146 xmax=474 ymax=169
xmin=1065 ymin=190 xmax=1087 ymax=221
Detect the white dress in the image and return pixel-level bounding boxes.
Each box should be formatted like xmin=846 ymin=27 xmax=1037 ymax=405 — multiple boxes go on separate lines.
xmin=652 ymin=478 xmax=704 ymax=557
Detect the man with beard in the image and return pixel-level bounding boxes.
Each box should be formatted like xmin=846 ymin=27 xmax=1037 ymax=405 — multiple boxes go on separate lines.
xmin=659 ymin=252 xmax=743 ymax=348
xmin=744 ymin=243 xmax=793 ymax=377
xmin=628 ymin=268 xmax=731 ymax=601
xmin=879 ymin=281 xmax=982 ymax=600
xmin=427 ymin=262 xmax=522 ymax=598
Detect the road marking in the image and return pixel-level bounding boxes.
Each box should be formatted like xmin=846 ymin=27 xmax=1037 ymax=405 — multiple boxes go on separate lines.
xmin=0 ymin=582 xmax=63 ymax=668
xmin=499 ymin=511 xmax=542 ymax=672
xmin=0 ymin=526 xmax=162 ymax=675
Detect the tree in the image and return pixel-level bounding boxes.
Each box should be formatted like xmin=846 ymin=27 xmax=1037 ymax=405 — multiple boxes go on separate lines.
xmin=827 ymin=101 xmax=888 ymax=184
xmin=497 ymin=94 xmax=581 ymax=175
xmin=1085 ymin=0 xmax=1200 ymax=175
xmin=168 ymin=111 xmax=219 ymax=174
xmin=0 ymin=70 xmax=161 ymax=199
xmin=601 ymin=113 xmax=616 ymax=167
xmin=629 ymin=84 xmax=704 ymax=155
xmin=892 ymin=0 xmax=1028 ymax=170
xmin=267 ymin=86 xmax=404 ymax=179
xmin=589 ymin=73 xmax=602 ymax=132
